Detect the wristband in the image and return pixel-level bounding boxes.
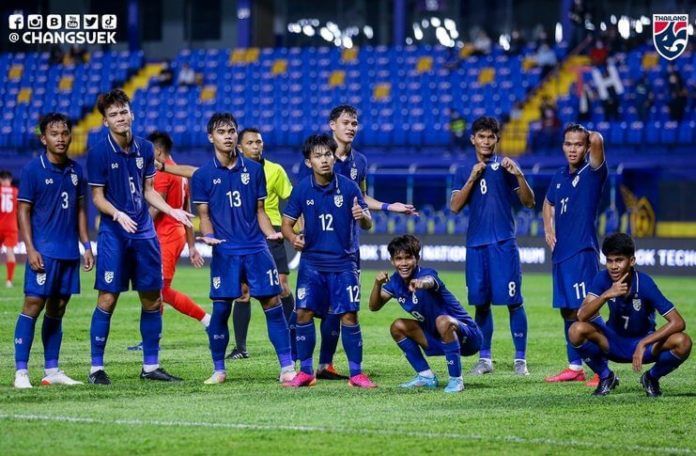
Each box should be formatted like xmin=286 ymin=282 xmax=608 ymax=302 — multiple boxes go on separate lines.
xmin=381 ymin=203 xmax=390 ymax=212
xmin=82 ymin=241 xmax=92 ymax=251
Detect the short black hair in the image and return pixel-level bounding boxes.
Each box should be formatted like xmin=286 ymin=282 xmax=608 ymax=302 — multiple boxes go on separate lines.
xmin=602 ymin=233 xmax=635 ymax=257
xmin=387 ymin=234 xmax=421 ymax=260
xmin=0 ymin=170 xmax=12 ymax=180
xmin=39 ymin=112 xmax=72 ymax=135
xmin=329 ymin=104 xmax=358 ymax=123
xmin=471 ymin=116 xmax=500 ymax=136
xmin=147 ymin=131 xmax=173 ymax=153
xmin=97 ymin=89 xmax=131 ymax=116
xmin=239 ymin=127 xmax=261 ymax=143
xmin=206 ymin=112 xmax=238 ymax=134
xmin=563 ymin=123 xmax=590 ymax=144
xmin=302 ymin=134 xmax=337 ymax=159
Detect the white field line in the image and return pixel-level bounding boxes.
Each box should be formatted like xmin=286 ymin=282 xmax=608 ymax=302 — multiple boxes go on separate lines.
xmin=0 ymin=412 xmax=692 ymax=454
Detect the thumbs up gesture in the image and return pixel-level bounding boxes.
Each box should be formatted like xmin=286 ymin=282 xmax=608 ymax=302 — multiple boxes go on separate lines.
xmin=352 ymin=196 xmax=365 ymax=220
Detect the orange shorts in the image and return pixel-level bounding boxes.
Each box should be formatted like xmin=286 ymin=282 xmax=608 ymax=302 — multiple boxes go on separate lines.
xmin=0 ymin=230 xmax=18 ymax=248
xmin=159 ymin=233 xmax=186 ymax=280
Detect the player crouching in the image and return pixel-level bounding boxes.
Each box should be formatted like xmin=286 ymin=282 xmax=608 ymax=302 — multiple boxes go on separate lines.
xmin=569 ymin=233 xmax=691 ymax=396
xmin=369 ymin=235 xmax=482 ymax=393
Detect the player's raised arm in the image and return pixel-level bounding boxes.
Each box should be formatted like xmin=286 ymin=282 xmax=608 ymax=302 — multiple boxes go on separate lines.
xmin=542 ymin=199 xmax=556 ymax=251
xmin=363 ymin=194 xmax=418 ymax=216
xmin=587 ymin=131 xmax=605 ymax=169
xmin=369 ymin=271 xmax=392 ymax=311
xmin=143 ymin=176 xmax=193 ymax=227
xmin=501 ymin=157 xmax=535 ymax=208
xmin=156 ymin=160 xmax=198 ymax=178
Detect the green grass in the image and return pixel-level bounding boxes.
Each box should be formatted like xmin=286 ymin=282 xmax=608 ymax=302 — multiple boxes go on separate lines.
xmin=0 ymin=265 xmax=694 ymax=455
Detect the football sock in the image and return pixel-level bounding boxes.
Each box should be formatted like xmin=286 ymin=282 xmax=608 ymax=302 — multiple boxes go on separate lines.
xmin=90 ymin=307 xmax=112 ymax=367
xmin=419 ymin=369 xmax=435 ymax=378
xmin=295 ymin=322 xmax=316 ymax=375
xmin=280 ymin=294 xmax=295 ymax=322
xmin=396 ymin=337 xmax=430 ymax=373
xmin=442 ymin=336 xmax=462 ymax=378
xmin=7 ymin=261 xmax=16 ymax=282
xmin=42 ymin=315 xmax=62 ymax=370
xmin=564 ymin=319 xmax=582 ymax=368
xmin=14 ymin=313 xmax=36 ymax=370
xmin=319 ymin=313 xmax=341 ymax=366
xmin=232 ymin=300 xmax=251 ymax=351
xmin=574 ymin=340 xmax=611 ymax=379
xmin=209 ymin=301 xmax=231 ymax=372
xmin=508 ymin=304 xmax=528 ymax=360
xmin=288 ymin=310 xmax=298 ymax=361
xmin=474 ymin=304 xmax=493 ymax=359
xmin=162 ymin=279 xmax=207 ymax=321
xmin=649 ymin=350 xmax=685 ymax=380
xmin=341 ymin=323 xmax=363 ymax=377
xmin=264 ymin=304 xmax=293 ymax=368
xmin=140 ymin=309 xmax=161 ymax=368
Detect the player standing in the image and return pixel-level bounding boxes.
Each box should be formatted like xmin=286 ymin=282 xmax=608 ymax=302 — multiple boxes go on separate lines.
xmin=13 ymin=113 xmax=94 ymax=388
xmin=369 ymin=235 xmax=482 ymax=393
xmin=543 ymin=125 xmax=607 ymax=385
xmin=0 ymin=170 xmax=18 ymax=288
xmin=87 ymin=89 xmax=192 ymax=385
xmin=450 ymin=116 xmax=535 ymax=376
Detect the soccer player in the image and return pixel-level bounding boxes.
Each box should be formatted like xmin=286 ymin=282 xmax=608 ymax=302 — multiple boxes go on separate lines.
xmin=281 ymin=133 xmax=376 ymax=388
xmin=191 ymin=113 xmax=295 ymax=385
xmin=297 ymin=105 xmax=418 ymax=380
xmin=543 ymin=124 xmax=607 ymax=385
xmin=369 ymin=235 xmax=482 ymax=393
xmin=12 ymin=113 xmax=94 ymax=389
xmin=569 ymin=233 xmax=692 ymax=396
xmin=87 ymin=89 xmax=192 ymax=385
xmin=0 ymin=170 xmax=18 ymax=288
xmin=450 ymin=116 xmax=535 ymax=376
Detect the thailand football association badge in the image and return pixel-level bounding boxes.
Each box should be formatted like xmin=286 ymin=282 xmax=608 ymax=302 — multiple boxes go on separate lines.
xmin=104 ymin=271 xmax=114 ymax=284
xmin=135 ymin=157 xmax=144 ymax=169
xmin=491 ymin=162 xmax=500 ymax=171
xmin=241 ymin=172 xmax=250 ymax=185
xmin=653 ymin=14 xmax=689 ymax=61
xmin=212 ymin=276 xmax=221 ymax=289
xmin=297 ymin=287 xmax=306 ymax=300
xmin=36 ymin=272 xmax=46 ymax=286
xmin=633 ymin=298 xmax=642 ymax=311
xmin=350 ymin=167 xmax=358 ymax=180
xmin=334 ymin=194 xmax=344 ymax=207
xmin=71 ymin=173 xmax=78 ymax=186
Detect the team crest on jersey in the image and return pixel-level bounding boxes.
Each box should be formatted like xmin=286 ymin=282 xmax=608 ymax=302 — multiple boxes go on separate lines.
xmin=350 ymin=167 xmax=358 ymax=180
xmin=212 ymin=277 xmax=221 ymax=289
xmin=334 ymin=195 xmax=343 ymax=207
xmin=632 ymin=298 xmax=642 ymax=311
xmin=653 ymin=14 xmax=689 ymax=61
xmin=104 ymin=271 xmax=114 ymax=284
xmin=36 ymin=273 xmax=46 ymax=286
xmin=241 ymin=173 xmax=250 ymax=185
xmin=135 ymin=157 xmax=144 ymax=169
xmin=491 ymin=163 xmax=500 ymax=171
xmin=71 ymin=173 xmax=78 ymax=186
xmin=572 ymin=175 xmax=580 ymax=187
xmin=297 ymin=287 xmax=306 ymax=300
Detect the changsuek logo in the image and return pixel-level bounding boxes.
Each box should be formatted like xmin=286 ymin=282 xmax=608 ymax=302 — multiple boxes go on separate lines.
xmin=7 ymin=13 xmax=118 ymax=45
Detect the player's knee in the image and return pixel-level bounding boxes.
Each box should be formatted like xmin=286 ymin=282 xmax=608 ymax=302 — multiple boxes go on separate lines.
xmin=435 ymin=315 xmax=456 ymax=337
xmin=390 ymin=319 xmax=408 ymax=339
xmin=97 ymin=293 xmax=118 ymax=312
xmin=671 ymin=332 xmax=692 ymax=358
xmin=296 ymin=309 xmax=313 ymax=324
xmin=45 ymin=297 xmax=69 ymax=319
xmin=341 ymin=312 xmax=357 ymax=326
xmin=567 ymin=321 xmax=591 ymax=345
xmin=22 ymin=296 xmax=45 ymax=318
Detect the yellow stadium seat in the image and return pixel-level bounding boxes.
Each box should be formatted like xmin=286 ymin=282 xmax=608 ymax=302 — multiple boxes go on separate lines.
xmin=641 ymin=52 xmax=659 ymax=70
xmin=17 ymin=88 xmax=32 ymax=103
xmin=478 ymin=68 xmax=495 ymax=85
xmin=373 ymin=83 xmax=391 ymax=101
xmin=341 ymin=48 xmax=358 ymax=63
xmin=8 ymin=64 xmax=23 ymax=81
xmin=230 ymin=49 xmax=246 ymax=64
xmin=329 ymin=70 xmax=345 ymax=88
xmin=58 ymin=76 xmax=74 ymax=92
xmin=200 ymin=85 xmax=217 ymax=102
xmin=416 ymin=56 xmax=433 ymax=73
xmin=271 ymin=59 xmax=287 ymax=76
xmin=245 ymin=48 xmax=260 ymax=63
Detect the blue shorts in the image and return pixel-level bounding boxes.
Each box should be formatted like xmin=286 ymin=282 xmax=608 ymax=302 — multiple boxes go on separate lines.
xmin=552 ymin=249 xmax=599 ymax=309
xmin=209 ymin=248 xmax=282 ymax=300
xmin=593 ymin=321 xmax=658 ymax=364
xmin=295 ymin=264 xmax=360 ymax=317
xmin=466 ymin=238 xmax=523 ymax=306
xmin=95 ymin=232 xmax=162 ymax=293
xmin=24 ymin=256 xmax=80 ymax=298
xmin=422 ymin=320 xmax=482 ymax=357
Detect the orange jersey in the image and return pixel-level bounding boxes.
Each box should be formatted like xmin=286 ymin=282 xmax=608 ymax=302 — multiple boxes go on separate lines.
xmin=0 ymin=185 xmax=18 ymax=233
xmin=154 ymin=158 xmax=188 ymax=239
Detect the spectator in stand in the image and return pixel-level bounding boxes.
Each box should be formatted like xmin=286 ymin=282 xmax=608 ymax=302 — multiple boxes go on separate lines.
xmin=535 ymin=41 xmax=558 ymax=79
xmin=589 ymin=39 xmax=609 ymax=67
xmin=539 ymin=96 xmax=561 ymax=150
xmin=471 ymin=29 xmax=492 ymax=56
xmin=177 ymin=63 xmax=198 ymax=87
xmin=632 ymin=76 xmax=653 ymax=121
xmin=667 ymin=65 xmax=688 ymax=122
xmin=156 ymin=62 xmax=175 ymax=88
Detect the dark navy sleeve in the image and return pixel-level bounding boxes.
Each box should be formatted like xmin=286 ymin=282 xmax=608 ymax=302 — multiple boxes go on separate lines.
xmin=143 ymin=144 xmax=156 ymax=179
xmin=587 ymin=271 xmax=610 ymax=297
xmin=382 ymin=273 xmax=398 ymax=297
xmin=452 ymin=165 xmax=466 ymax=193
xmin=504 ymin=166 xmax=520 ymax=192
xmin=17 ymin=163 xmax=36 ymax=203
xmin=87 ymin=147 xmax=107 ymax=186
xmin=282 ymin=185 xmax=302 ymax=220
xmin=257 ymin=165 xmax=268 ymax=200
xmin=76 ymin=164 xmax=87 ymax=200
xmin=545 ymin=173 xmax=557 ymax=205
xmin=642 ymin=274 xmax=675 ymax=316
xmin=190 ymin=168 xmax=209 ymax=205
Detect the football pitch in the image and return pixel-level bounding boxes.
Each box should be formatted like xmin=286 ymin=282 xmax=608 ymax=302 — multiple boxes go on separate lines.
xmin=0 ymin=265 xmax=694 ymax=455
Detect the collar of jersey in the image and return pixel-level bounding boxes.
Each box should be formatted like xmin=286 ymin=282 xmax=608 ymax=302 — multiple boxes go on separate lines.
xmin=310 ymin=173 xmax=339 ymax=193
xmin=213 ymin=153 xmax=246 ymax=172
xmin=107 ymin=133 xmax=140 ymax=156
xmin=565 ymin=160 xmax=590 ymax=177
xmin=40 ymin=153 xmax=74 ymax=174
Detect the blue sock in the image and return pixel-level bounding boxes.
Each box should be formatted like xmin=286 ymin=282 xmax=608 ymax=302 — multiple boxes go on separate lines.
xmin=575 ymin=340 xmax=611 ymax=379
xmin=264 ymin=304 xmax=293 ymax=368
xmin=474 ymin=305 xmax=493 ymax=359
xmin=442 ymin=335 xmax=462 ymax=378
xmin=90 ymin=307 xmax=112 ymax=367
xmin=508 ymin=304 xmax=527 ymax=360
xmin=296 ymin=321 xmax=316 ymax=375
xmin=649 ymin=350 xmax=685 ymax=380
xmin=42 ymin=315 xmax=63 ymax=370
xmin=208 ymin=301 xmax=232 ymax=372
xmin=14 ymin=313 xmax=37 ymax=370
xmin=140 ymin=309 xmax=162 ymax=367
xmin=319 ymin=313 xmax=341 ymax=365
xmin=396 ymin=337 xmax=430 ymax=373
xmin=288 ymin=311 xmax=297 ymax=361
xmin=341 ymin=323 xmax=363 ymax=377
xmin=564 ymin=319 xmax=582 ymax=367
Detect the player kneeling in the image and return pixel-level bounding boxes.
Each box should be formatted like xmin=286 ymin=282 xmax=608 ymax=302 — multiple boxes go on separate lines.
xmin=569 ymin=233 xmax=692 ymax=396
xmin=369 ymin=235 xmax=482 ymax=393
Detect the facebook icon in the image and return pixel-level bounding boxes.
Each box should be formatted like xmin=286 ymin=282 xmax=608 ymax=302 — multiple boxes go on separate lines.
xmin=9 ymin=14 xmax=24 ymax=30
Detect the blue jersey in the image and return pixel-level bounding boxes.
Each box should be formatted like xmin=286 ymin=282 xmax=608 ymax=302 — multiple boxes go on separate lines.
xmin=17 ymin=154 xmax=86 ymax=260
xmin=382 ymin=266 xmax=476 ymax=336
xmin=283 ymin=173 xmax=366 ymax=272
xmin=452 ymin=156 xmax=520 ymax=247
xmin=87 ymin=133 xmax=157 ymax=239
xmin=546 ymin=160 xmax=608 ymax=263
xmin=191 ymin=154 xmax=268 ymax=255
xmin=298 ymin=147 xmax=367 ymax=192
xmin=588 ymin=269 xmax=675 ymax=338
